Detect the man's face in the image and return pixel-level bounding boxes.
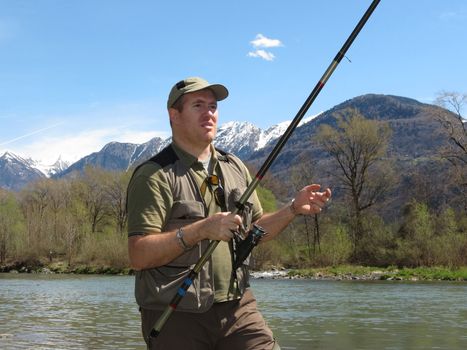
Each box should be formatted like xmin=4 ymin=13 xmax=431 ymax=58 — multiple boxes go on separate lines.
xmin=170 ymin=89 xmax=219 ymax=147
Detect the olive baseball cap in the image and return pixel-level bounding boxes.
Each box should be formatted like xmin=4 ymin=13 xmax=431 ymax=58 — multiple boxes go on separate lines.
xmin=167 ymin=77 xmax=229 ymax=109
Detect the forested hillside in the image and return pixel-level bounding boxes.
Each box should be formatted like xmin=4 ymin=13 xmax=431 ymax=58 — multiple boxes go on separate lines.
xmin=1 ymin=94 xmax=465 ymax=271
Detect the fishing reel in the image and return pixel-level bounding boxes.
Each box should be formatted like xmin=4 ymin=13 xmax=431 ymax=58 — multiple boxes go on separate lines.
xmin=233 ymin=224 xmax=266 ymax=270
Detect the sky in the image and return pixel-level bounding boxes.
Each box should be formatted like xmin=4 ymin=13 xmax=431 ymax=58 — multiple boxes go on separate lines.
xmin=1 ymin=0 xmax=466 ymax=164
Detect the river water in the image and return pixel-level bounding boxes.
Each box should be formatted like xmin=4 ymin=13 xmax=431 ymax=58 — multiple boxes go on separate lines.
xmin=0 ymin=274 xmax=466 ymax=350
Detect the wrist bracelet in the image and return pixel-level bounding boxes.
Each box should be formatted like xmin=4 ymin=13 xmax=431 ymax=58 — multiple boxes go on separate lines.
xmin=290 ymin=199 xmax=300 ymax=216
xmin=176 ymin=227 xmax=193 ymax=252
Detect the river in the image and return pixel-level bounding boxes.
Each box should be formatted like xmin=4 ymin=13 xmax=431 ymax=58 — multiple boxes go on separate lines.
xmin=0 ymin=274 xmax=466 ymax=349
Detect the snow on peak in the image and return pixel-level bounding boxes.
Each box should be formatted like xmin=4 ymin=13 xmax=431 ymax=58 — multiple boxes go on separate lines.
xmin=1 ymin=115 xmax=321 ymax=178
xmin=215 ymin=121 xmax=261 ymax=150
xmin=254 ymin=113 xmax=321 ymax=150
xmin=26 ymin=156 xmax=71 ymax=177
xmin=1 ymin=151 xmax=28 ymax=163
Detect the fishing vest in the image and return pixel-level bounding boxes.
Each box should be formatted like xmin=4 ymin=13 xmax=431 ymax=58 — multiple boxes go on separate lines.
xmin=133 ymin=144 xmax=255 ymax=312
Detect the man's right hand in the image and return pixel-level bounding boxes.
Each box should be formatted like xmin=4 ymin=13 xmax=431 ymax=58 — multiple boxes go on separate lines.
xmin=200 ymin=212 xmax=242 ymax=242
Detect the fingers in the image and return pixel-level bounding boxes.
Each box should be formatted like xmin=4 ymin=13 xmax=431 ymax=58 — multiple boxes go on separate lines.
xmin=304 ymin=184 xmax=321 ymax=192
xmin=205 ymin=212 xmax=243 ymax=242
xmin=312 ymin=191 xmax=331 ymax=208
xmin=298 ymin=185 xmax=332 ymax=214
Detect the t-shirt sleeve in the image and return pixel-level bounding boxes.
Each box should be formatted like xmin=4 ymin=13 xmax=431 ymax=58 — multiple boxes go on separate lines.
xmin=126 ymin=163 xmax=172 ymax=236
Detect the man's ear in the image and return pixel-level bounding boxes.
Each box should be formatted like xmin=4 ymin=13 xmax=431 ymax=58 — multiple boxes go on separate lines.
xmin=168 ymin=108 xmax=180 ymax=125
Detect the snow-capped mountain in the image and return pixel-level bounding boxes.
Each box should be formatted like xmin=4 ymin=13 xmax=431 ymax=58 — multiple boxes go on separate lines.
xmin=214 ymin=115 xmax=319 ymax=158
xmin=256 ymin=114 xmax=319 ymax=150
xmin=0 ymin=152 xmax=46 ymax=191
xmin=1 ymin=93 xmax=462 ymax=193
xmin=214 ymin=121 xmax=262 ymax=158
xmin=0 ymin=117 xmax=318 ymax=190
xmin=60 ymin=119 xmax=305 ymax=177
xmin=129 ymin=137 xmax=172 ymax=169
xmin=33 ymin=156 xmax=71 ymax=177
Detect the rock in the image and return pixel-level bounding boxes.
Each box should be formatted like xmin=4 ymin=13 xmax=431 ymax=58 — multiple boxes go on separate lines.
xmin=250 ymin=270 xmax=289 ymax=279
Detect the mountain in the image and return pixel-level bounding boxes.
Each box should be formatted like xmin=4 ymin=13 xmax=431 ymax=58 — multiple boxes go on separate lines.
xmin=33 ymin=156 xmax=70 ymax=177
xmin=0 ymin=152 xmax=46 ymax=191
xmin=248 ymin=94 xmax=453 ymax=171
xmin=55 ymin=119 xmax=312 ymax=178
xmin=245 ymin=93 xmax=463 ymax=218
xmin=0 ymin=94 xmax=458 ymax=193
xmin=215 ymin=115 xmax=319 ymax=159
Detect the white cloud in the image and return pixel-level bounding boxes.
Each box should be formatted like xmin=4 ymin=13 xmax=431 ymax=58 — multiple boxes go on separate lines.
xmin=248 ymin=34 xmax=283 ymax=61
xmin=2 ymin=99 xmax=171 ymax=164
xmin=248 ymin=50 xmax=276 ymax=62
xmin=250 ymin=34 xmax=283 ymax=48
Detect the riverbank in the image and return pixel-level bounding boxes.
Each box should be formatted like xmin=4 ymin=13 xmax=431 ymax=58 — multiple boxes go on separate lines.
xmin=1 ymin=260 xmax=466 ymax=281
xmin=285 ymin=265 xmax=467 ymax=281
xmin=0 ymin=260 xmax=132 ymax=275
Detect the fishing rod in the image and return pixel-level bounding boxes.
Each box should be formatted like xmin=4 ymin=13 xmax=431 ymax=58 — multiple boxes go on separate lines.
xmin=149 ymin=0 xmax=381 ymax=341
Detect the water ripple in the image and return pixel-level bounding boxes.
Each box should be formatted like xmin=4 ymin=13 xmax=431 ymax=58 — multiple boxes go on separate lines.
xmin=1 ymin=274 xmax=466 ymax=349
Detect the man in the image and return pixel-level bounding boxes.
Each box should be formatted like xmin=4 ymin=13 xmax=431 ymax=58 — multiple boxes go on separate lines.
xmin=127 ymin=77 xmax=331 ymax=349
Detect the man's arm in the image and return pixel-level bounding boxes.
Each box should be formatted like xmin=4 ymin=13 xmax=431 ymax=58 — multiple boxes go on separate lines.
xmin=128 ymin=212 xmax=242 ymax=270
xmin=254 ymin=184 xmax=331 ymax=242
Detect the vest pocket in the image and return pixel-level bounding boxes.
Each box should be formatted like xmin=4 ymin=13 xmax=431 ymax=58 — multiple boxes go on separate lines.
xmin=164 ymin=200 xmax=207 ymax=266
xmin=136 ymin=265 xmax=210 ymax=312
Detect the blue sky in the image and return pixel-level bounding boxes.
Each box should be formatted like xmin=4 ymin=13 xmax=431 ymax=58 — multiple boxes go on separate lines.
xmin=1 ymin=0 xmax=466 ymax=164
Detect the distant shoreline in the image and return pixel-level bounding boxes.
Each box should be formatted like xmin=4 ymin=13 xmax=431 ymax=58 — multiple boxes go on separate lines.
xmin=1 ymin=261 xmax=466 ymax=282
xmin=0 ymin=261 xmax=131 ymax=275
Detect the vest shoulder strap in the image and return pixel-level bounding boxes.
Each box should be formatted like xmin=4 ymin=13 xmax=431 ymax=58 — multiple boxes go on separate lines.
xmin=147 ymin=144 xmax=179 ymax=167
xmin=127 ymin=145 xmax=178 ymax=198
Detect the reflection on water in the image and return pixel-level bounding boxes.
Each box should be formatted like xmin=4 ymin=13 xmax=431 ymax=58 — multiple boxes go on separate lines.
xmin=1 ymin=274 xmax=466 ymax=349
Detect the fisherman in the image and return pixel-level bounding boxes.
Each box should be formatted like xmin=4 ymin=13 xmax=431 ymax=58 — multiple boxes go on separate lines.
xmin=126 ymin=76 xmax=332 ymax=349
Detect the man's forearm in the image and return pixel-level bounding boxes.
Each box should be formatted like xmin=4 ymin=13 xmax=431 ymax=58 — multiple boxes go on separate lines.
xmin=254 ymin=202 xmax=296 ymax=242
xmin=128 ymin=212 xmax=242 ymax=270
xmin=128 ymin=230 xmax=189 ymax=270
xmin=128 ymin=220 xmax=207 ymax=270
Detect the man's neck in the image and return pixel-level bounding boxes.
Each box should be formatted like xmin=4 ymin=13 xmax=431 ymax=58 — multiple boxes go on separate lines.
xmin=172 ymin=137 xmax=212 ymax=161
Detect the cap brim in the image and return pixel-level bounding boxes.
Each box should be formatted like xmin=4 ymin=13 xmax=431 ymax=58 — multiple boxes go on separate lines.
xmin=206 ymin=84 xmax=229 ymax=101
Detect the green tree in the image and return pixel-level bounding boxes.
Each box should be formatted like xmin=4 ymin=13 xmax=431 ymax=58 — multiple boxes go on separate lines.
xmin=397 ymin=201 xmax=435 ymax=266
xmin=256 ymin=185 xmax=277 ymax=213
xmin=0 ymin=190 xmax=25 ymax=263
xmin=317 ymin=108 xmax=394 ymax=261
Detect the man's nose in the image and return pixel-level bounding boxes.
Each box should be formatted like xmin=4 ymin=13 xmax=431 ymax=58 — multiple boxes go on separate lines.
xmin=202 ymin=106 xmax=216 ymax=117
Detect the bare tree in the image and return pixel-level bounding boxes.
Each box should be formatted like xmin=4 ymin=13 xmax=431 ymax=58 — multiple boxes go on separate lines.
xmin=290 ymin=156 xmax=321 ymax=259
xmin=435 ymin=91 xmax=467 ymax=212
xmin=317 ymin=108 xmax=394 ymax=258
xmin=76 ymin=167 xmax=111 ymax=233
xmin=104 ymin=171 xmax=132 ymax=234
xmin=19 ymin=180 xmax=50 ymax=255
xmin=435 ymin=91 xmax=467 ymax=165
